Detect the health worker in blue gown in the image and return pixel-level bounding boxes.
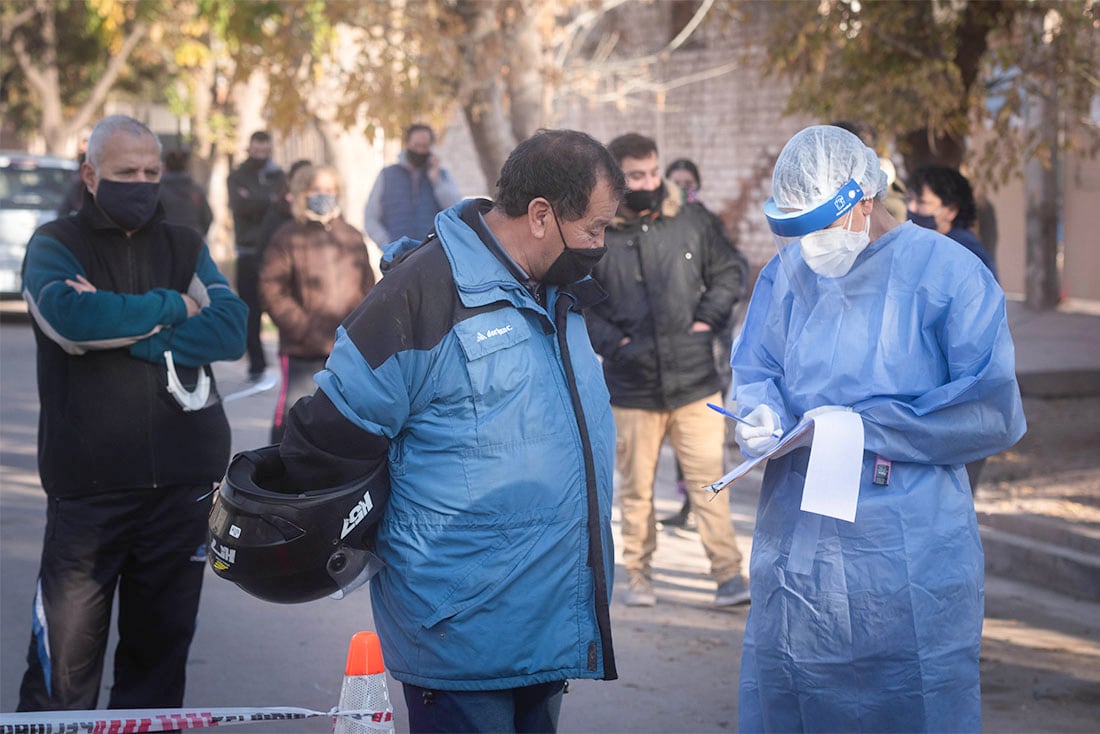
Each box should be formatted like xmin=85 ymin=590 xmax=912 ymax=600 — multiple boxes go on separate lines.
xmin=729 ymin=125 xmax=1026 ymax=733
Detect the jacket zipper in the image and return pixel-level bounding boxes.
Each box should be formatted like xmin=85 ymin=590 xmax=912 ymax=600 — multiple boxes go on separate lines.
xmin=553 ymin=292 xmax=617 ymax=679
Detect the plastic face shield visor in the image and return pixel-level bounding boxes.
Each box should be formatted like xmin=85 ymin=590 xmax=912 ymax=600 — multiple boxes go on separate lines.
xmin=762 ymin=178 xmax=865 ymax=305
xmin=764 ymin=178 xmax=864 ymax=238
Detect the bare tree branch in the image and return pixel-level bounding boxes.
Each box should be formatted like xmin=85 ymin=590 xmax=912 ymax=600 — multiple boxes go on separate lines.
xmin=9 ymin=32 xmax=48 ymax=96
xmin=0 ymin=4 xmax=36 ymax=44
xmin=68 ymin=20 xmax=149 ymax=137
xmin=666 ymin=0 xmax=715 ymax=53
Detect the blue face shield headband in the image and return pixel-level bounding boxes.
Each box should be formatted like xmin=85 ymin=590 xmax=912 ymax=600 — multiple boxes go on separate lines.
xmin=764 ymin=178 xmax=865 ymax=237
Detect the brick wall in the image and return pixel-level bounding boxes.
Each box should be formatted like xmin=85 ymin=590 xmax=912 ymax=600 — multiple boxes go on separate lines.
xmin=437 ymin=1 xmax=815 ymax=278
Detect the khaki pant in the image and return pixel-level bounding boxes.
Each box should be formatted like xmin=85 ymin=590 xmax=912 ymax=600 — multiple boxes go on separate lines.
xmin=614 ymin=394 xmax=743 ymax=584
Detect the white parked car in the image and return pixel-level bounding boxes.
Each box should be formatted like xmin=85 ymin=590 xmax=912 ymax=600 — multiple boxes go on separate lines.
xmin=0 ymin=151 xmax=79 ymax=298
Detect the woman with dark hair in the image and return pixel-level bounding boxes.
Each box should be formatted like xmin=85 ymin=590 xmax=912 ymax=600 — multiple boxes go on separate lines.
xmin=908 ymin=164 xmax=999 ymax=491
xmin=907 ymin=164 xmax=997 ymax=279
xmin=665 ymin=158 xmax=703 ymax=203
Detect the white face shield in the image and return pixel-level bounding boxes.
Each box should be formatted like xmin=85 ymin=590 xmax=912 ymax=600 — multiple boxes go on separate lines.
xmin=763 ymin=126 xmax=886 ymax=305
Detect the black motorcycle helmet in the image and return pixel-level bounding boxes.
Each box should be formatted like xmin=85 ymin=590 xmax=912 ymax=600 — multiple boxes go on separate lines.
xmin=208 ymin=445 xmax=389 ymax=604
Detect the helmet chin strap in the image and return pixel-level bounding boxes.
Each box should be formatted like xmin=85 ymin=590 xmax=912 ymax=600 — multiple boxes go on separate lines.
xmin=165 ymin=350 xmax=210 ymax=411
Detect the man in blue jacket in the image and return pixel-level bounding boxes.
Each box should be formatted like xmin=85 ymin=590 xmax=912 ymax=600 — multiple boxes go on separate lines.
xmin=278 ymin=129 xmax=625 ymax=732
xmin=17 ymin=114 xmax=247 ymax=711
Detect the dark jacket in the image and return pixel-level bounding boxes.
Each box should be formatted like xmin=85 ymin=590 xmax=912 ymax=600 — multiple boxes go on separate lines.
xmin=21 ymin=192 xmax=247 ymax=496
xmin=587 ymin=183 xmax=745 ymax=410
xmin=946 ymin=226 xmax=997 ymax=281
xmin=227 ymin=159 xmax=285 ymax=254
xmin=159 ymin=171 xmax=213 ymax=235
xmin=259 ymin=216 xmax=375 ymax=358
xmin=256 ymin=198 xmax=293 ymax=257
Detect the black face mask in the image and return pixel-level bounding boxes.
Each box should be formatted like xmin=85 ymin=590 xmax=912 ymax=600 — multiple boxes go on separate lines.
xmin=624 ymin=182 xmax=666 ymax=214
xmin=406 ymin=150 xmax=430 ymax=168
xmin=242 ymin=156 xmax=268 ymax=170
xmin=541 ymin=210 xmax=606 ymax=286
xmin=95 ymin=179 xmax=161 ymax=231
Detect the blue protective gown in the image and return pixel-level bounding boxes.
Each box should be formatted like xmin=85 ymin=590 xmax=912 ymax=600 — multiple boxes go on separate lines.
xmin=730 ymin=222 xmax=1026 ymax=732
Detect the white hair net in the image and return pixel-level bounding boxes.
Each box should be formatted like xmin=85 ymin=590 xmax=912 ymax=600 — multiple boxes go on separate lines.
xmin=771 ymin=125 xmax=887 ymax=213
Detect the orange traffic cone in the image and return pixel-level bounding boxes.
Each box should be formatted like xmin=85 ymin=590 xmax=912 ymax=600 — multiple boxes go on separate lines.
xmin=333 ymin=631 xmax=394 ymax=734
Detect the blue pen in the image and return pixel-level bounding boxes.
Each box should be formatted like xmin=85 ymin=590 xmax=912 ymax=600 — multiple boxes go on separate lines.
xmin=706 ymin=402 xmax=784 ymax=438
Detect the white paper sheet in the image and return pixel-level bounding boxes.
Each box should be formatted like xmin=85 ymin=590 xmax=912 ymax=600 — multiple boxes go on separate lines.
xmin=798 ymin=410 xmax=864 ymax=522
xmin=704 ymin=417 xmax=814 ymax=495
xmin=705 ymin=410 xmax=865 ymax=523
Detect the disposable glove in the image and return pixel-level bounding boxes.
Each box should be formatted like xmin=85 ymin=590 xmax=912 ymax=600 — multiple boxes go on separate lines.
xmin=735 ymin=404 xmax=783 ymax=458
xmin=803 ymin=405 xmax=853 ymax=421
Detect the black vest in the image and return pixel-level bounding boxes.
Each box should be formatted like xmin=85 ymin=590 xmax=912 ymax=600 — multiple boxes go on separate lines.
xmin=30 ymin=210 xmax=231 ymax=496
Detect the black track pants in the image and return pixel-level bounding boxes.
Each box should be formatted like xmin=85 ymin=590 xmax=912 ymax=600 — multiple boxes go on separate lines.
xmin=17 ymin=485 xmax=212 ymax=711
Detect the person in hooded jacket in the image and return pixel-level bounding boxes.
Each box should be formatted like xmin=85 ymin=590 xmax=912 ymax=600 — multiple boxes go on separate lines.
xmin=259 ymin=164 xmax=375 ymax=443
xmin=586 ymin=133 xmax=749 ymax=609
xmin=731 ymin=125 xmax=1025 ymax=732
xmin=660 ymin=157 xmax=750 ymax=533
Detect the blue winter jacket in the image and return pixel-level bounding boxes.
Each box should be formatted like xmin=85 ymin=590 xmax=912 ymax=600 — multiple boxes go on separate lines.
xmin=283 ymin=199 xmax=618 ymax=689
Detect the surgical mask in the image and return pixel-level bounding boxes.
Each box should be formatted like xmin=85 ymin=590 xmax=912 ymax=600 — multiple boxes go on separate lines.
xmin=406 ymin=150 xmax=430 ymax=168
xmin=800 ymin=212 xmax=870 ymax=278
xmin=624 ymin=182 xmax=666 ymax=214
xmin=542 ymin=210 xmax=606 ymax=285
xmin=306 ymin=193 xmax=338 ymax=217
xmin=164 ymin=351 xmax=211 ymax=412
xmin=907 ymin=210 xmax=938 ymax=230
xmin=94 ymin=179 xmax=161 ymax=231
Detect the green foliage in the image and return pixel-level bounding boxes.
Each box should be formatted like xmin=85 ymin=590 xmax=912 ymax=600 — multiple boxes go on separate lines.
xmin=167 ymin=0 xmax=462 ymax=143
xmin=2 ymin=0 xmax=171 ymax=148
xmin=760 ymin=0 xmax=1099 ymax=188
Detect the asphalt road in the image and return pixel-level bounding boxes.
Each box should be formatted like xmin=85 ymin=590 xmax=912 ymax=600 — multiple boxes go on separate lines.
xmin=2 ymin=318 xmax=1098 ymax=732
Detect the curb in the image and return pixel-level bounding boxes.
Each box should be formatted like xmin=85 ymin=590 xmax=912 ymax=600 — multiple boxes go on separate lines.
xmin=1016 ymin=369 xmax=1100 ymax=398
xmin=979 ymin=518 xmax=1100 ymax=602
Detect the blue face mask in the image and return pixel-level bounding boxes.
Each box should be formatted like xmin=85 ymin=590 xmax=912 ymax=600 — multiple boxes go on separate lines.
xmin=907 ymin=210 xmax=938 ymax=230
xmin=306 ymin=193 xmax=338 ymax=217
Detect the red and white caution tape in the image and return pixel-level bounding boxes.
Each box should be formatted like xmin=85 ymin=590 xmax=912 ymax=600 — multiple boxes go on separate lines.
xmin=0 ymin=706 xmax=394 ymax=733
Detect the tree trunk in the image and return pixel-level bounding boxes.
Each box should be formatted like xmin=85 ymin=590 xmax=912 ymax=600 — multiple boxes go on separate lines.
xmin=504 ymin=3 xmax=548 ymax=142
xmin=900 ymin=127 xmax=965 ymax=175
xmin=462 ymin=82 xmax=516 ymax=188
xmin=455 ymin=0 xmax=519 ymax=185
xmin=1024 ymin=55 xmax=1062 ymax=310
xmin=898 ymin=1 xmax=1003 ymax=178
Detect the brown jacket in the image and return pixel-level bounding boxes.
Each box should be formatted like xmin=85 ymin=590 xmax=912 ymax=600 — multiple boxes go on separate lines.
xmin=260 ymin=217 xmax=375 ymax=358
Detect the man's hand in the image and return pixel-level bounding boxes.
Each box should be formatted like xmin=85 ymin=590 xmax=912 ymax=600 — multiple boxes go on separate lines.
xmin=427 ymin=154 xmax=441 ymax=184
xmin=64 ymin=274 xmax=97 ymax=294
xmin=690 ymin=321 xmax=712 ymax=333
xmin=181 ymin=293 xmax=201 ymax=317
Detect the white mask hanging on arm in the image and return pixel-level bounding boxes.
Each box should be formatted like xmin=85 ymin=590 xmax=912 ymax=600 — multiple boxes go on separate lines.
xmin=165 ymin=350 xmax=211 ymax=411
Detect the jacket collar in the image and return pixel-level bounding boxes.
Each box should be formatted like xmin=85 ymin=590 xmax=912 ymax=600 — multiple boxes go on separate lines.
xmin=436 ymin=199 xmax=533 ymax=311
xmin=438 ymin=199 xmax=606 ymax=313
